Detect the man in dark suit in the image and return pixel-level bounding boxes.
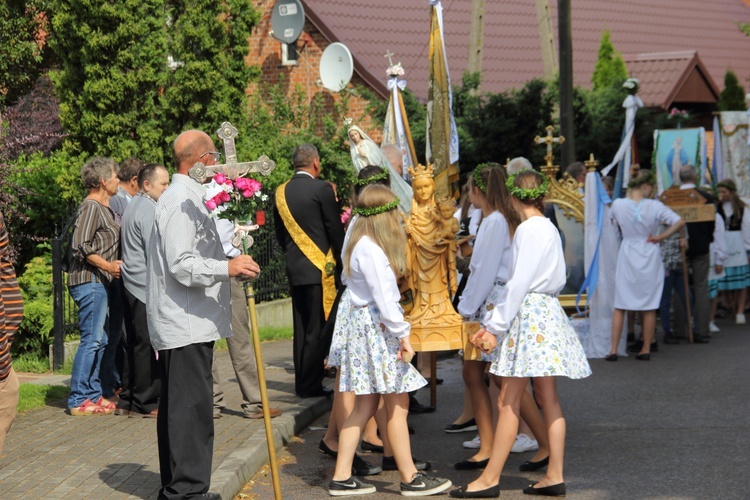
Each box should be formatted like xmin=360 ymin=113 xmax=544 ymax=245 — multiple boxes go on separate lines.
xmin=274 ymin=144 xmax=345 ymax=398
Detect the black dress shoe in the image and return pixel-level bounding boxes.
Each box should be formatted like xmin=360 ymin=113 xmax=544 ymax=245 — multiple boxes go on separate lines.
xmin=353 ymin=454 xmax=382 ymax=476
xmin=361 ymin=440 xmax=384 ymax=453
xmin=319 ymin=440 xmax=337 ymax=458
xmin=300 ymin=387 xmax=334 ymax=398
xmin=454 ymin=458 xmax=489 ymax=470
xmin=445 ymin=418 xmax=477 ymax=433
xmin=450 ymin=483 xmax=500 ymax=498
xmin=519 ymin=456 xmax=549 ymax=471
xmin=523 ymin=482 xmax=566 ymax=496
xmin=604 ymin=354 xmax=617 ymax=362
xmin=383 ymin=455 xmax=430 ymax=471
xmin=635 ymin=353 xmax=650 ymax=361
xmin=409 ymin=398 xmax=435 ymax=414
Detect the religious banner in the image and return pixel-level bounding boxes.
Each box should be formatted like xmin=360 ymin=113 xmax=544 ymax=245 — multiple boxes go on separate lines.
xmin=426 ymin=0 xmax=459 ymax=199
xmin=653 ymin=127 xmax=707 ymax=194
xmin=715 ymin=111 xmax=750 ymax=198
xmin=382 ymin=58 xmax=418 ymax=182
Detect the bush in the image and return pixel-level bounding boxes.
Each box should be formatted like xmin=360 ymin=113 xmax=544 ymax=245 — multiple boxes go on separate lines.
xmin=13 ymin=244 xmax=54 ymax=359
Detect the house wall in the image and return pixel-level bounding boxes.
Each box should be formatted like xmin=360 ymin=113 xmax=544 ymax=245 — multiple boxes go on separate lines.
xmin=245 ymin=0 xmax=384 ymax=142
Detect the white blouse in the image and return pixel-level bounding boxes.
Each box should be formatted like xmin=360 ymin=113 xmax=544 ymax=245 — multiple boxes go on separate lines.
xmin=458 ymin=211 xmax=513 ymax=317
xmin=345 ymin=236 xmax=410 ymax=339
xmin=484 ymin=216 xmax=566 ymax=334
xmin=721 ymin=202 xmax=750 ymax=251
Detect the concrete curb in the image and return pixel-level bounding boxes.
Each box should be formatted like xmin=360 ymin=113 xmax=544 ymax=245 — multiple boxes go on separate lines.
xmin=211 ymin=395 xmax=332 ymax=499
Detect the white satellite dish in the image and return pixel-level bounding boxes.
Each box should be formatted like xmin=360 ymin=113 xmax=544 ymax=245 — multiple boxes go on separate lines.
xmin=319 ymin=43 xmax=354 ymax=92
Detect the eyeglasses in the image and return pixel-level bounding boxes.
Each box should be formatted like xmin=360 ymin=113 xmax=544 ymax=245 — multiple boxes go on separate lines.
xmin=200 ymin=151 xmax=222 ymax=163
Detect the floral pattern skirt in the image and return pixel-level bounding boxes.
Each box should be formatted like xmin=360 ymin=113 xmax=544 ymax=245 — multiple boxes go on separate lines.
xmin=490 ymin=292 xmax=592 ymax=379
xmin=328 ymin=290 xmax=427 ymax=395
xmin=467 ymin=281 xmax=506 ymax=363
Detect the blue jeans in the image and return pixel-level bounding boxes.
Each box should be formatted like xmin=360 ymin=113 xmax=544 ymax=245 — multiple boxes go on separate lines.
xmin=68 ymin=281 xmax=110 ymax=408
xmin=659 ymin=269 xmax=690 ymax=335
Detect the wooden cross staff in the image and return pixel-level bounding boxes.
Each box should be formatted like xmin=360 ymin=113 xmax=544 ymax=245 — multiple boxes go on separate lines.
xmin=188 ymin=122 xmax=276 ymax=183
xmin=534 ymin=125 xmax=565 ymax=168
xmin=189 ymin=122 xmax=282 ymax=499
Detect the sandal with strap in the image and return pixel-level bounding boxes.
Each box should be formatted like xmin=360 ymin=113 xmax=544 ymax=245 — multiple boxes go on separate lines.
xmin=95 ymin=397 xmax=117 ymax=412
xmin=69 ymin=399 xmax=114 ymax=416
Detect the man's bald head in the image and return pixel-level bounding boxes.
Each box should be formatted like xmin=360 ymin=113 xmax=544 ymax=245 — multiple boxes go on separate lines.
xmin=173 ymin=130 xmax=214 ymax=174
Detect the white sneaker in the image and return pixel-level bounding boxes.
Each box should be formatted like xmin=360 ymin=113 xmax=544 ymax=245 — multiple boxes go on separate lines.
xmin=737 ymin=314 xmax=746 ymax=325
xmin=511 ymin=433 xmax=539 ymax=453
xmin=462 ymin=435 xmax=481 ymax=449
xmin=709 ymin=321 xmax=720 ymax=333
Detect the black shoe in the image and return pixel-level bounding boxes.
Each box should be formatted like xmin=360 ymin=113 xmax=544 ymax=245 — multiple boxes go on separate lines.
xmin=454 ymin=458 xmax=489 ymax=470
xmin=200 ymin=494 xmax=222 ymax=500
xmin=353 ymin=454 xmax=382 ymax=476
xmin=445 ymin=418 xmax=477 ymax=433
xmin=523 ymin=482 xmax=566 ymax=496
xmin=409 ymin=397 xmax=435 ymax=414
xmin=693 ymin=337 xmax=710 ymax=344
xmin=382 ymin=455 xmax=430 ymax=471
xmin=627 ymin=341 xmax=643 ymax=353
xmin=635 ymin=353 xmax=650 ymax=361
xmin=319 ymin=439 xmax=337 ymax=458
xmin=361 ymin=440 xmax=384 ymax=453
xmin=300 ymin=387 xmax=334 ymax=398
xmin=604 ymin=354 xmax=617 ymax=362
xmin=400 ymin=472 xmax=452 ymax=496
xmin=450 ymin=484 xmax=500 ymax=498
xmin=426 ymin=377 xmax=444 ymax=385
xmin=663 ymin=335 xmax=680 ymax=344
xmin=328 ymin=476 xmax=376 ymax=496
xmin=519 ymin=456 xmax=549 ymax=471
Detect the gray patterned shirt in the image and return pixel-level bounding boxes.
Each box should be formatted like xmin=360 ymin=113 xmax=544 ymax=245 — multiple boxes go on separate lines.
xmin=146 ymin=174 xmax=231 ymax=351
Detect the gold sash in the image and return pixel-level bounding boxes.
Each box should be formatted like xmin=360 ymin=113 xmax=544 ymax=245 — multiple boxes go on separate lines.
xmin=276 ymin=181 xmax=337 ymax=319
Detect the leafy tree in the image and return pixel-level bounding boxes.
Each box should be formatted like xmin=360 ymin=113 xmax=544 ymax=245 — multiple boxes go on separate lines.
xmin=591 ymin=31 xmax=628 ymax=92
xmin=49 ymin=0 xmax=168 ymax=162
xmin=0 ymin=0 xmax=52 ymax=107
xmin=719 ymin=70 xmax=747 ymax=111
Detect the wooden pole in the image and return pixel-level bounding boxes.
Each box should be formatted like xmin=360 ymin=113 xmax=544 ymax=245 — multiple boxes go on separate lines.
xmin=678 ymin=227 xmax=693 ymax=343
xmin=558 ymin=0 xmax=575 ymax=167
xmin=466 ymin=0 xmax=486 ymax=92
xmin=245 ymin=281 xmax=283 ymax=499
xmin=397 ymin=91 xmax=419 ymax=170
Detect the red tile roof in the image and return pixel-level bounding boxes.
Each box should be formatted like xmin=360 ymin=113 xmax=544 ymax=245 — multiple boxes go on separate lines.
xmin=624 ymin=51 xmax=720 ymax=108
xmin=300 ymin=0 xmax=750 ymax=101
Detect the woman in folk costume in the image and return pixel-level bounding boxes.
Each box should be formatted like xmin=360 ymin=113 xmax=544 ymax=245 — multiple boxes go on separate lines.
xmin=452 ymin=170 xmax=591 ymax=499
xmin=347 ymin=122 xmax=413 ymax=214
xmin=716 ymin=179 xmax=750 ymax=324
xmin=606 ymin=170 xmax=685 ymax=361
xmin=327 ymin=184 xmax=451 ymax=497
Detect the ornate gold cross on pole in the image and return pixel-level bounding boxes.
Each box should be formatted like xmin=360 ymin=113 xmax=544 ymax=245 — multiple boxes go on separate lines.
xmin=584 ymin=153 xmax=599 ymax=173
xmin=188 ymin=122 xmax=276 ymax=183
xmin=534 ymin=125 xmax=565 ymax=170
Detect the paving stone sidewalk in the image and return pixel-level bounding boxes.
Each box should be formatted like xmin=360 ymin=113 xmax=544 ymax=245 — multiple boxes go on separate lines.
xmin=0 ymin=339 xmax=332 ymax=499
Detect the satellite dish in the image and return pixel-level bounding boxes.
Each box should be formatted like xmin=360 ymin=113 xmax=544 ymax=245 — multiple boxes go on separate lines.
xmin=319 ymin=43 xmax=354 ymax=92
xmin=270 ymin=0 xmax=305 ymax=44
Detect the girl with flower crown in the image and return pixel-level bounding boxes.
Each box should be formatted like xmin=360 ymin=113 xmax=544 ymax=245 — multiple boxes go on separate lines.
xmin=452 ymin=170 xmax=591 ymax=498
xmin=327 ymin=184 xmax=451 ymax=497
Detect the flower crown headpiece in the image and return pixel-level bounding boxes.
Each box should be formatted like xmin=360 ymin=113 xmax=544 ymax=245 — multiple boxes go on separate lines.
xmin=353 ymin=170 xmax=389 ymax=186
xmin=626 ymin=171 xmax=655 ymax=190
xmin=717 ymin=180 xmax=737 ymax=192
xmin=506 ymin=172 xmax=550 ymax=200
xmin=352 ymin=198 xmax=400 ymax=217
xmin=471 ymin=163 xmax=499 ymax=193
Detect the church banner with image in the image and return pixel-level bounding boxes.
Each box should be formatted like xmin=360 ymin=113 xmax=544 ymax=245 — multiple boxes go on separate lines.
xmin=716 ymin=111 xmax=750 ymax=198
xmin=653 ymin=127 xmax=707 ymax=194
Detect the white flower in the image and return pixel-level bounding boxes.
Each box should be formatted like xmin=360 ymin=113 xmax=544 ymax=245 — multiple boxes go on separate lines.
xmin=260 ymin=193 xmax=268 ymax=201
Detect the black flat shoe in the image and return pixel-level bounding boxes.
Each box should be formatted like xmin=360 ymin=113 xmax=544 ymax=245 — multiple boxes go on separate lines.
xmin=523 ymin=482 xmax=566 ymax=496
xmin=519 ymin=456 xmax=549 ymax=472
xmin=409 ymin=399 xmax=435 ymax=414
xmin=361 ymin=440 xmax=384 ymax=453
xmin=318 ymin=440 xmax=337 ymax=458
xmin=353 ymin=454 xmax=382 ymax=476
xmin=383 ymin=455 xmax=430 ymax=471
xmin=445 ymin=418 xmax=478 ymax=433
xmin=454 ymin=458 xmax=489 ymax=470
xmin=604 ymin=354 xmax=617 ymax=362
xmin=450 ymin=484 xmax=500 ymax=498
xmin=635 ymin=353 xmax=650 ymax=361
xmin=426 ymin=377 xmax=444 ymax=385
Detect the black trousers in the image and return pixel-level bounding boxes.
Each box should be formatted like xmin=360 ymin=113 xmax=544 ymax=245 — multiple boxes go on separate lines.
xmin=157 ymin=342 xmax=214 ymax=500
xmin=118 ymin=288 xmax=160 ymax=414
xmin=291 ymin=284 xmax=331 ymax=396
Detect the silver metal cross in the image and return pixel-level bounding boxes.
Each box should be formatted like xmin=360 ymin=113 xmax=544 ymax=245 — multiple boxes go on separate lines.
xmin=534 ymin=125 xmax=565 ymax=168
xmin=188 ymin=121 xmax=276 ymax=183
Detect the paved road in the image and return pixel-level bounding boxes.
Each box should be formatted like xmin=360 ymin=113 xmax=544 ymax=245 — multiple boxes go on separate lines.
xmin=239 ymin=318 xmax=750 ymax=499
